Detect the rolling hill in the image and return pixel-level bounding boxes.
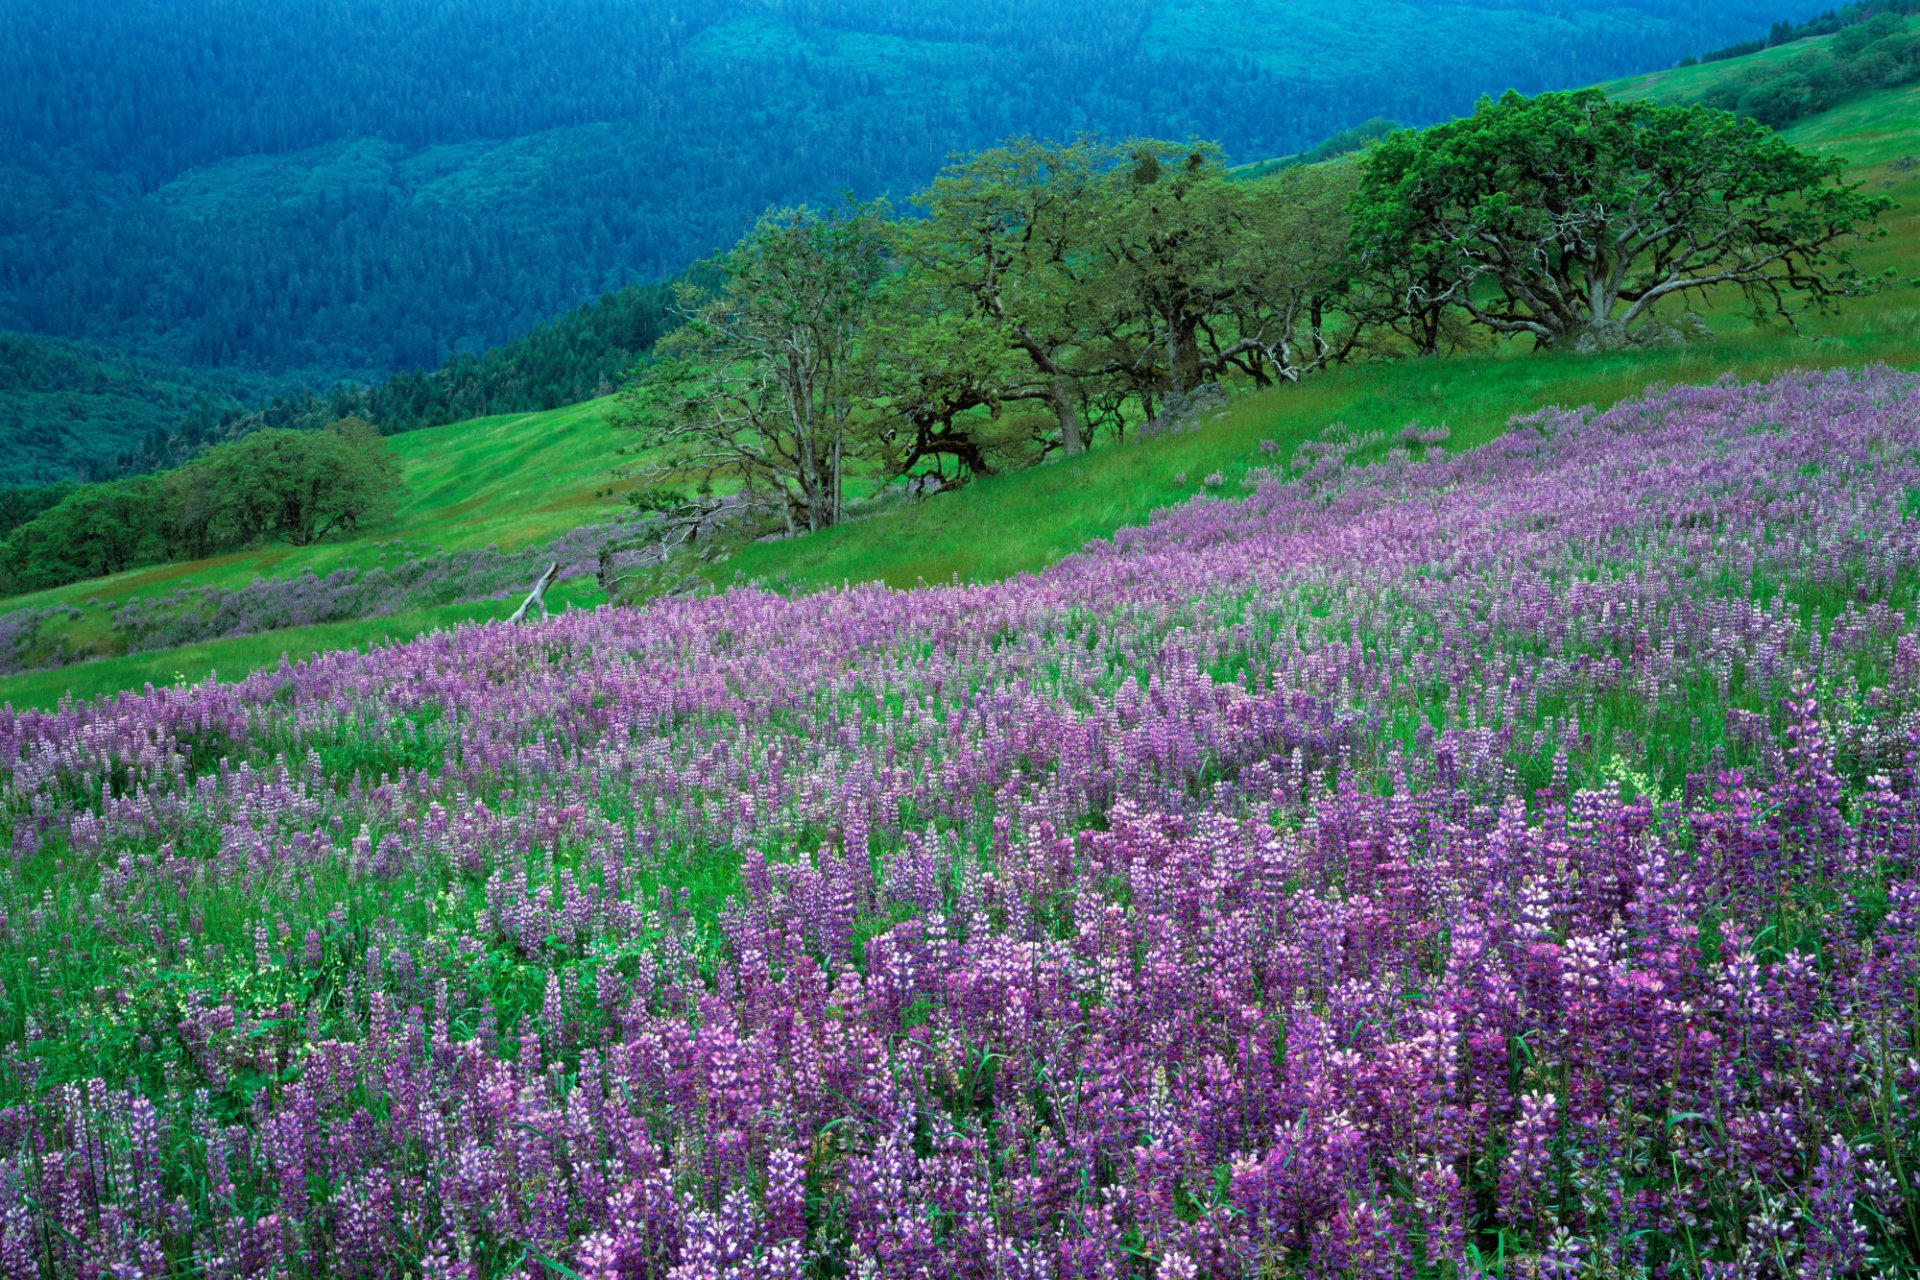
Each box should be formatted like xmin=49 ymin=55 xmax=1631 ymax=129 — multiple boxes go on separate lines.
xmin=6 ymin=22 xmax=1920 ymax=1274
xmin=0 ymin=41 xmax=1915 ymax=710
xmin=0 ymin=0 xmax=1832 ymax=475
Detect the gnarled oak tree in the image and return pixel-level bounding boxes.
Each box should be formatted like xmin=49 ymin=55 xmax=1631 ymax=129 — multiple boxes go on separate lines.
xmin=623 ymin=203 xmax=891 ymax=535
xmin=1352 ymin=89 xmax=1892 ymax=350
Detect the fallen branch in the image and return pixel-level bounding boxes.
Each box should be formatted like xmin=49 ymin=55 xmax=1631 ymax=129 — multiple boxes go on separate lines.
xmin=508 ymin=562 xmax=561 ymax=624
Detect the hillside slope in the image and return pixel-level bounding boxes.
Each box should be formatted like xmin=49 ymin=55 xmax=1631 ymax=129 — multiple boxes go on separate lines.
xmin=714 ymin=75 xmax=1920 ymax=592
xmin=5 ymin=361 xmax=1919 ymax=1271
xmin=1604 ymin=12 xmax=1920 ymax=132
xmin=2 ymin=60 xmax=1916 ymax=710
xmin=0 ymin=0 xmax=1822 ymax=449
xmin=0 ymin=398 xmax=636 ymax=704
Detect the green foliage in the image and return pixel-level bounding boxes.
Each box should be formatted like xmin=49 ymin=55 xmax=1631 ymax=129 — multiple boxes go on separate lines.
xmin=625 ymin=202 xmax=893 ymax=534
xmin=1693 ymin=0 xmax=1920 ymax=64
xmin=199 ymin=420 xmax=401 ymax=547
xmin=1092 ymin=146 xmax=1364 ymax=391
xmin=621 ymin=94 xmax=1897 ymax=532
xmin=0 ymin=332 xmax=272 ymax=486
xmin=1232 ymin=116 xmax=1399 ymax=179
xmin=624 ymin=486 xmax=688 ymax=517
xmin=0 ymin=481 xmax=76 ymax=536
xmin=1700 ymin=13 xmax=1920 ymax=129
xmin=0 ymin=0 xmax=1830 ymax=463
xmin=893 ymin=137 xmax=1122 ymax=458
xmin=0 ymin=479 xmax=171 ymax=590
xmin=0 ymin=420 xmax=402 ymax=593
xmin=1296 ymin=116 xmax=1399 ymax=165
xmin=1352 ymin=90 xmax=1894 ymax=350
xmin=619 ymin=136 xmax=1377 ymax=527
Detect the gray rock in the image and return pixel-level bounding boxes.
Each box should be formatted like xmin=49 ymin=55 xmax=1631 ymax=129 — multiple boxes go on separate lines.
xmin=1143 ymin=382 xmax=1228 ymax=437
xmin=1571 ymin=313 xmax=1711 ymax=353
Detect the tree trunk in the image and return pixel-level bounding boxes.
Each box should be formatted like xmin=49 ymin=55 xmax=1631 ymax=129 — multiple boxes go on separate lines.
xmin=1047 ymin=377 xmax=1086 ymax=456
xmin=1015 ymin=330 xmax=1085 ymax=456
xmin=830 ymin=433 xmax=843 ymax=527
xmin=1166 ymin=312 xmax=1203 ymax=397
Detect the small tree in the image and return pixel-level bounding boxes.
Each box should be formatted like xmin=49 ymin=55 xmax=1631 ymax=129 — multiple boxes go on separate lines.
xmin=623 ymin=203 xmax=890 ymax=535
xmin=1085 ymin=140 xmax=1242 ymax=398
xmin=1209 ymin=162 xmax=1370 ymax=383
xmin=201 ymin=421 xmax=399 ymax=546
xmin=1081 ymin=144 xmax=1370 ymax=396
xmin=1353 ymin=90 xmax=1893 ymax=350
xmin=0 ymin=478 xmax=168 ymax=589
xmin=855 ymin=304 xmax=1034 ymax=483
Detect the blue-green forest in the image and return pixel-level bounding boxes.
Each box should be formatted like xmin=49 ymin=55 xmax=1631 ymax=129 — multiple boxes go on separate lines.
xmin=0 ymin=0 xmax=1827 ymax=482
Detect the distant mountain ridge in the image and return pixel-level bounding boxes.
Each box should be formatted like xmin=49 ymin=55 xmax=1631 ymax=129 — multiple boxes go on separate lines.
xmin=0 ymin=278 xmax=679 ymax=491
xmin=0 ymin=334 xmax=269 ymax=488
xmin=0 ymin=0 xmax=1829 ymax=482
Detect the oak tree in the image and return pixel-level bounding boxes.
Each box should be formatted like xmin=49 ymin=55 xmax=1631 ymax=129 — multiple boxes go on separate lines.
xmin=623 ymin=203 xmax=891 ymax=534
xmin=1352 ymin=90 xmax=1892 ymax=350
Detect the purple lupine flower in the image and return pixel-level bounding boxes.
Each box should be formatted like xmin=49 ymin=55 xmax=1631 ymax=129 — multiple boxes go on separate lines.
xmin=0 ymin=368 xmax=1914 ymax=1273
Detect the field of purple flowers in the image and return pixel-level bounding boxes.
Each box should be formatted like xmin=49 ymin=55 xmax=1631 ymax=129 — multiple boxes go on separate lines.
xmin=1 ymin=366 xmax=1918 ymax=1277
xmin=0 ymin=521 xmax=648 ymax=680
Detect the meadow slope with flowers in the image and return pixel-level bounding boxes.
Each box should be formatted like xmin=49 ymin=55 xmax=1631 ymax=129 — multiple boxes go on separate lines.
xmin=2 ymin=366 xmax=1920 ymax=1277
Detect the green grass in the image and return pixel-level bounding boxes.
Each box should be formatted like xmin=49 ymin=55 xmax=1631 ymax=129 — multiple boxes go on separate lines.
xmin=4 ymin=63 xmax=1919 ymax=711
xmin=0 ymin=397 xmax=638 ymax=704
xmin=1602 ymin=16 xmax=1920 ymax=114
xmin=0 ymin=578 xmax=606 ymax=709
xmin=5 ymin=395 xmax=634 ymax=617
xmin=719 ymin=324 xmax=1920 ymax=594
xmin=723 ymin=70 xmax=1920 ymax=593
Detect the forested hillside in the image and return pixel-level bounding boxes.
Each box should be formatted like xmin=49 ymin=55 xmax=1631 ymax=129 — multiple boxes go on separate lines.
xmin=0 ymin=0 xmax=1817 ymax=396
xmin=0 ymin=280 xmax=677 ymax=486
xmin=0 ymin=334 xmax=272 ymax=487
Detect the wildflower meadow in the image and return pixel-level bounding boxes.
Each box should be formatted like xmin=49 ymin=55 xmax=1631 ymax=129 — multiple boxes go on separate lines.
xmin=2 ymin=367 xmax=1919 ymax=1277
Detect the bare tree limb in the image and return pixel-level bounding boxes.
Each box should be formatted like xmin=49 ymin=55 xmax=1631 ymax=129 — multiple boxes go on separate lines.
xmin=509 ymin=562 xmax=561 ymax=624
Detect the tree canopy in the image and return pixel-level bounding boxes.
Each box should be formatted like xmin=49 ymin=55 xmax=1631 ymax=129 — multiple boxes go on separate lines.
xmin=200 ymin=419 xmax=401 ymax=548
xmin=0 ymin=420 xmax=401 ymax=592
xmin=614 ymin=96 xmax=1890 ymax=546
xmin=1 ymin=0 xmax=1801 ymax=399
xmin=622 ymin=204 xmax=893 ymax=536
xmin=1352 ymin=89 xmax=1893 ymax=351
xmin=5 ymin=90 xmax=1893 ymax=594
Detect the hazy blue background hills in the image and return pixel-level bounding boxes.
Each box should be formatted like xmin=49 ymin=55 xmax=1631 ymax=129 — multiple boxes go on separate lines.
xmin=0 ymin=0 xmax=1822 ymax=482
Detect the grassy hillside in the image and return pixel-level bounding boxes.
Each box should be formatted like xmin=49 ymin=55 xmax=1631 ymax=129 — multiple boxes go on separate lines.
xmin=717 ymin=78 xmax=1920 ymax=592
xmin=3 ymin=63 xmax=1915 ymax=711
xmin=8 ymin=397 xmax=628 ymax=614
xmin=8 ymin=348 xmax=1919 ymax=1277
xmin=1604 ymin=13 xmax=1920 ymax=129
xmin=0 ymin=398 xmax=636 ymax=705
